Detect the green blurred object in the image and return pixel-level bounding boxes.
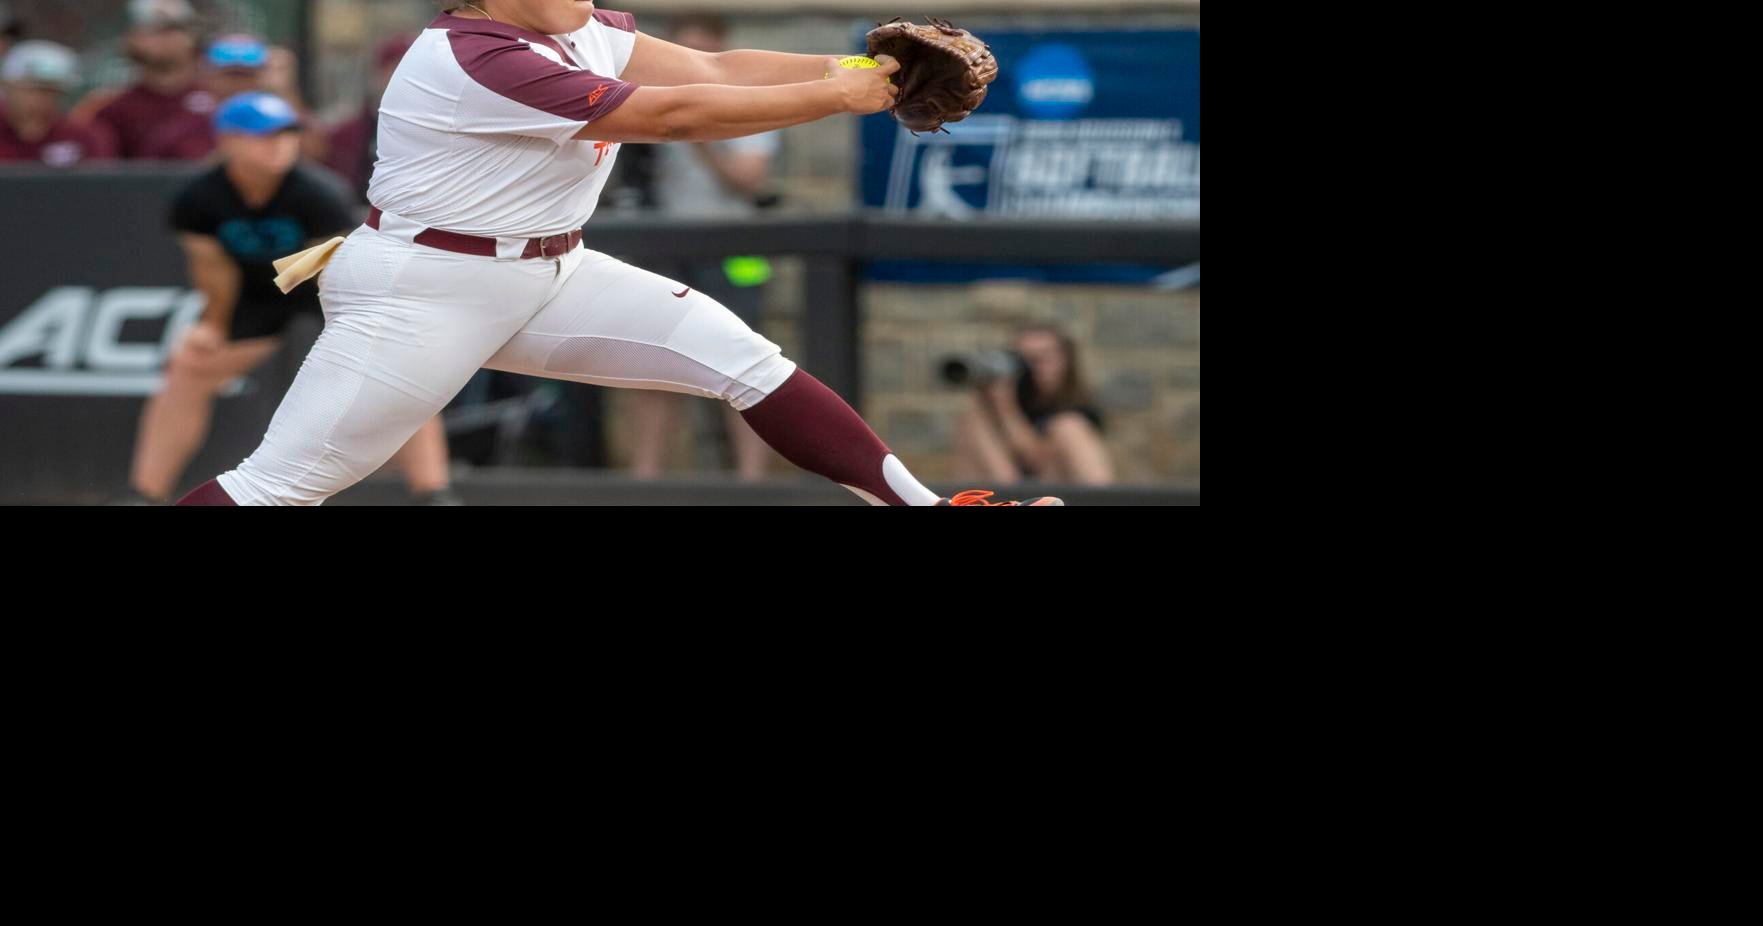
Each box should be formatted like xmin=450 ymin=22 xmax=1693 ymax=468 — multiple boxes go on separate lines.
xmin=722 ymin=256 xmax=772 ymax=288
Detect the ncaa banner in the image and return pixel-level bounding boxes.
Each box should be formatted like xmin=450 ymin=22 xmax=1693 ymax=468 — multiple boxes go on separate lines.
xmin=858 ymin=26 xmax=1200 ymax=282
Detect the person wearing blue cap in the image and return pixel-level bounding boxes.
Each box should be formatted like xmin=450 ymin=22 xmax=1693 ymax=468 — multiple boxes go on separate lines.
xmin=121 ymin=91 xmax=459 ymax=504
xmin=204 ymin=33 xmax=326 ymax=161
xmin=204 ymin=33 xmax=269 ymax=103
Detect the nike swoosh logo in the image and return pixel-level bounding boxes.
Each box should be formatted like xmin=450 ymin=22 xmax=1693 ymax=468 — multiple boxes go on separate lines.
xmin=672 ymin=287 xmax=691 ymax=298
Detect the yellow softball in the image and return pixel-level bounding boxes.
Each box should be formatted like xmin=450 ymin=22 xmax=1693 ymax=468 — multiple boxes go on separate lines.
xmin=836 ymin=55 xmax=893 ymax=84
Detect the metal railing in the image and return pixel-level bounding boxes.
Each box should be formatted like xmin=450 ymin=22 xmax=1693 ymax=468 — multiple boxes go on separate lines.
xmin=580 ymin=213 xmax=1200 ymax=403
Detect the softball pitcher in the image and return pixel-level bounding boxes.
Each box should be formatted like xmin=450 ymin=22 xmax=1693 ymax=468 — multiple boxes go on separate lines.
xmin=176 ymin=0 xmax=1059 ymax=507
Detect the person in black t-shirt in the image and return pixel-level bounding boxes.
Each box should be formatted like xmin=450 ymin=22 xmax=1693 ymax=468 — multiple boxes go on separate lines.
xmin=122 ymin=92 xmax=458 ymax=505
xmin=953 ymin=323 xmax=1115 ymax=486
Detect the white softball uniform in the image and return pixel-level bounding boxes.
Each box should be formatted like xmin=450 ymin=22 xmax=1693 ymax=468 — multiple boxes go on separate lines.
xmin=214 ymin=9 xmax=796 ymax=505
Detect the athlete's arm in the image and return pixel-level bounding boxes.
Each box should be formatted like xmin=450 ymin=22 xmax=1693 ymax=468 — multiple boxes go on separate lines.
xmin=180 ymin=234 xmax=242 ymax=334
xmin=577 ymin=55 xmax=897 ymax=143
xmin=621 ymin=32 xmax=833 ymax=87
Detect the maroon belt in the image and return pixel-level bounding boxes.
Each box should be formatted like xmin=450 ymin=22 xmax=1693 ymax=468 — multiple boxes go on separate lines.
xmin=367 ymin=207 xmax=581 ymax=259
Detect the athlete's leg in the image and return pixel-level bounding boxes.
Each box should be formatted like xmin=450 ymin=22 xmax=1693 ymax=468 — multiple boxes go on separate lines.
xmin=181 ymin=231 xmax=561 ymax=505
xmin=628 ymin=389 xmax=683 ymax=479
xmin=630 ymin=377 xmax=773 ymax=481
xmin=723 ymin=406 xmax=771 ymax=482
xmin=130 ymin=332 xmax=281 ymax=501
xmin=1044 ymin=411 xmax=1114 ymax=485
xmin=385 ymin=415 xmax=452 ymax=495
xmin=483 ymin=250 xmax=940 ymax=505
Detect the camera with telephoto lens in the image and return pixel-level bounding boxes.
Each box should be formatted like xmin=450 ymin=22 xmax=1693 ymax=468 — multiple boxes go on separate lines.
xmin=939 ymin=350 xmax=1026 ymax=387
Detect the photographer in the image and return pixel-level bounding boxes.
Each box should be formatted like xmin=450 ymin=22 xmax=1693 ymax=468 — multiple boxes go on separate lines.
xmin=951 ymin=324 xmax=1114 ymax=486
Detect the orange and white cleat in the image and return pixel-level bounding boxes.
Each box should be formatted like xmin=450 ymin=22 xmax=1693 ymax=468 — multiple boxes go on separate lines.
xmin=935 ymin=489 xmax=1064 ymax=507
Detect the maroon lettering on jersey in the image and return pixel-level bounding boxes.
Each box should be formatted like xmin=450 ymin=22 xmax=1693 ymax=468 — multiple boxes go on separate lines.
xmin=92 ymin=83 xmax=217 ymax=160
xmin=0 ymin=116 xmax=115 ymax=166
xmin=442 ymin=15 xmax=636 ymax=124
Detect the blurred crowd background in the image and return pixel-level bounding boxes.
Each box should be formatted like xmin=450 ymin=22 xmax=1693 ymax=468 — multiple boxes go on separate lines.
xmin=0 ymin=0 xmax=1198 ymax=499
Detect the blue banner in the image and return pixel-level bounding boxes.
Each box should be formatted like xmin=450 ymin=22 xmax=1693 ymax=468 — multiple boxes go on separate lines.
xmin=858 ymin=26 xmax=1199 ymax=282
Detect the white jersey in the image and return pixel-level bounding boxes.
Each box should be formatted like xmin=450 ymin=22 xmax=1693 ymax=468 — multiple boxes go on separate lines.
xmin=367 ymin=9 xmax=639 ymax=239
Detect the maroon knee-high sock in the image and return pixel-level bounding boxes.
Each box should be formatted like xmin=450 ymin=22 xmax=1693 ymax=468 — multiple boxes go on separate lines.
xmin=740 ymin=369 xmax=908 ymax=505
xmin=176 ymin=478 xmax=237 ymax=506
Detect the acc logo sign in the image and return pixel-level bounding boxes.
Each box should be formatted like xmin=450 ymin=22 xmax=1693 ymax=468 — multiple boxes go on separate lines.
xmin=0 ymin=287 xmax=204 ymax=395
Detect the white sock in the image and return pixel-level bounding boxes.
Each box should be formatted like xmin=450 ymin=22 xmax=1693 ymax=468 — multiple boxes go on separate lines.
xmin=843 ymin=454 xmax=939 ymax=506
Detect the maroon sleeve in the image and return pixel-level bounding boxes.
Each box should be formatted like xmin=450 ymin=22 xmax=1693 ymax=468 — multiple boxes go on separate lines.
xmin=447 ymin=31 xmax=636 ymax=125
xmin=592 ymin=9 xmax=636 ymax=33
xmin=324 ymin=114 xmax=371 ymax=190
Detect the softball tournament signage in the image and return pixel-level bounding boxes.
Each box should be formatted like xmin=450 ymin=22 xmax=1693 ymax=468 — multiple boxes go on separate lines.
xmin=858 ymin=26 xmax=1199 ymax=281
xmin=0 ymin=286 xmax=205 ymax=395
xmin=0 ymin=169 xmax=308 ymax=502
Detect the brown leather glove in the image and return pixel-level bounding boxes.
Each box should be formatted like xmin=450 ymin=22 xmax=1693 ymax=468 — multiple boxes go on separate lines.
xmin=865 ymin=17 xmax=999 ymax=134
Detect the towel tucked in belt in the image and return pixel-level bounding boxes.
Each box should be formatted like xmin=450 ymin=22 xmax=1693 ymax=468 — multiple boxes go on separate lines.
xmin=271 ymin=236 xmax=347 ymax=295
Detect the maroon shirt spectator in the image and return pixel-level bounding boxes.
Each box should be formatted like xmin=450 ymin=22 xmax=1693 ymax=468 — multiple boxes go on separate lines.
xmin=323 ymin=33 xmax=415 ymax=200
xmin=1 ymin=40 xmax=115 ymax=165
xmin=93 ymin=83 xmax=217 ymax=159
xmin=324 ymin=111 xmax=372 ymax=196
xmin=0 ymin=112 xmax=114 ymax=164
xmin=86 ymin=0 xmax=218 ymax=160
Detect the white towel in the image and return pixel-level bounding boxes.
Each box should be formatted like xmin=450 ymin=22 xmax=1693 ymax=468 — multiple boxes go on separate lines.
xmin=271 ymin=236 xmax=347 ymax=294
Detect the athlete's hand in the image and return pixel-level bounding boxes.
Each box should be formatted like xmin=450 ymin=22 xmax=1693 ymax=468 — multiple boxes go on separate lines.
xmin=826 ymin=54 xmax=901 ymax=115
xmin=982 ymin=376 xmax=1020 ymax=420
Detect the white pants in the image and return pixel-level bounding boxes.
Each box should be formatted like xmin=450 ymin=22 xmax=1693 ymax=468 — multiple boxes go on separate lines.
xmin=218 ymin=224 xmax=796 ymax=505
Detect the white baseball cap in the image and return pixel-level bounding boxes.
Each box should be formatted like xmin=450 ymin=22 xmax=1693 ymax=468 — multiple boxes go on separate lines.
xmin=2 ymin=40 xmax=79 ymax=87
xmin=130 ymin=0 xmax=198 ymax=29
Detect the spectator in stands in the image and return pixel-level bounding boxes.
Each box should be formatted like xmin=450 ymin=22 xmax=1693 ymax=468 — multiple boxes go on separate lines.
xmin=83 ymin=0 xmax=217 ymax=160
xmin=120 ymin=92 xmax=458 ymax=505
xmin=953 ymin=323 xmax=1115 ymax=486
xmin=323 ymin=33 xmax=415 ymax=201
xmin=206 ymin=34 xmax=326 ymax=160
xmin=0 ymin=41 xmax=114 ymax=165
xmin=204 ymin=33 xmax=268 ymax=104
xmin=628 ymin=13 xmax=782 ymax=482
